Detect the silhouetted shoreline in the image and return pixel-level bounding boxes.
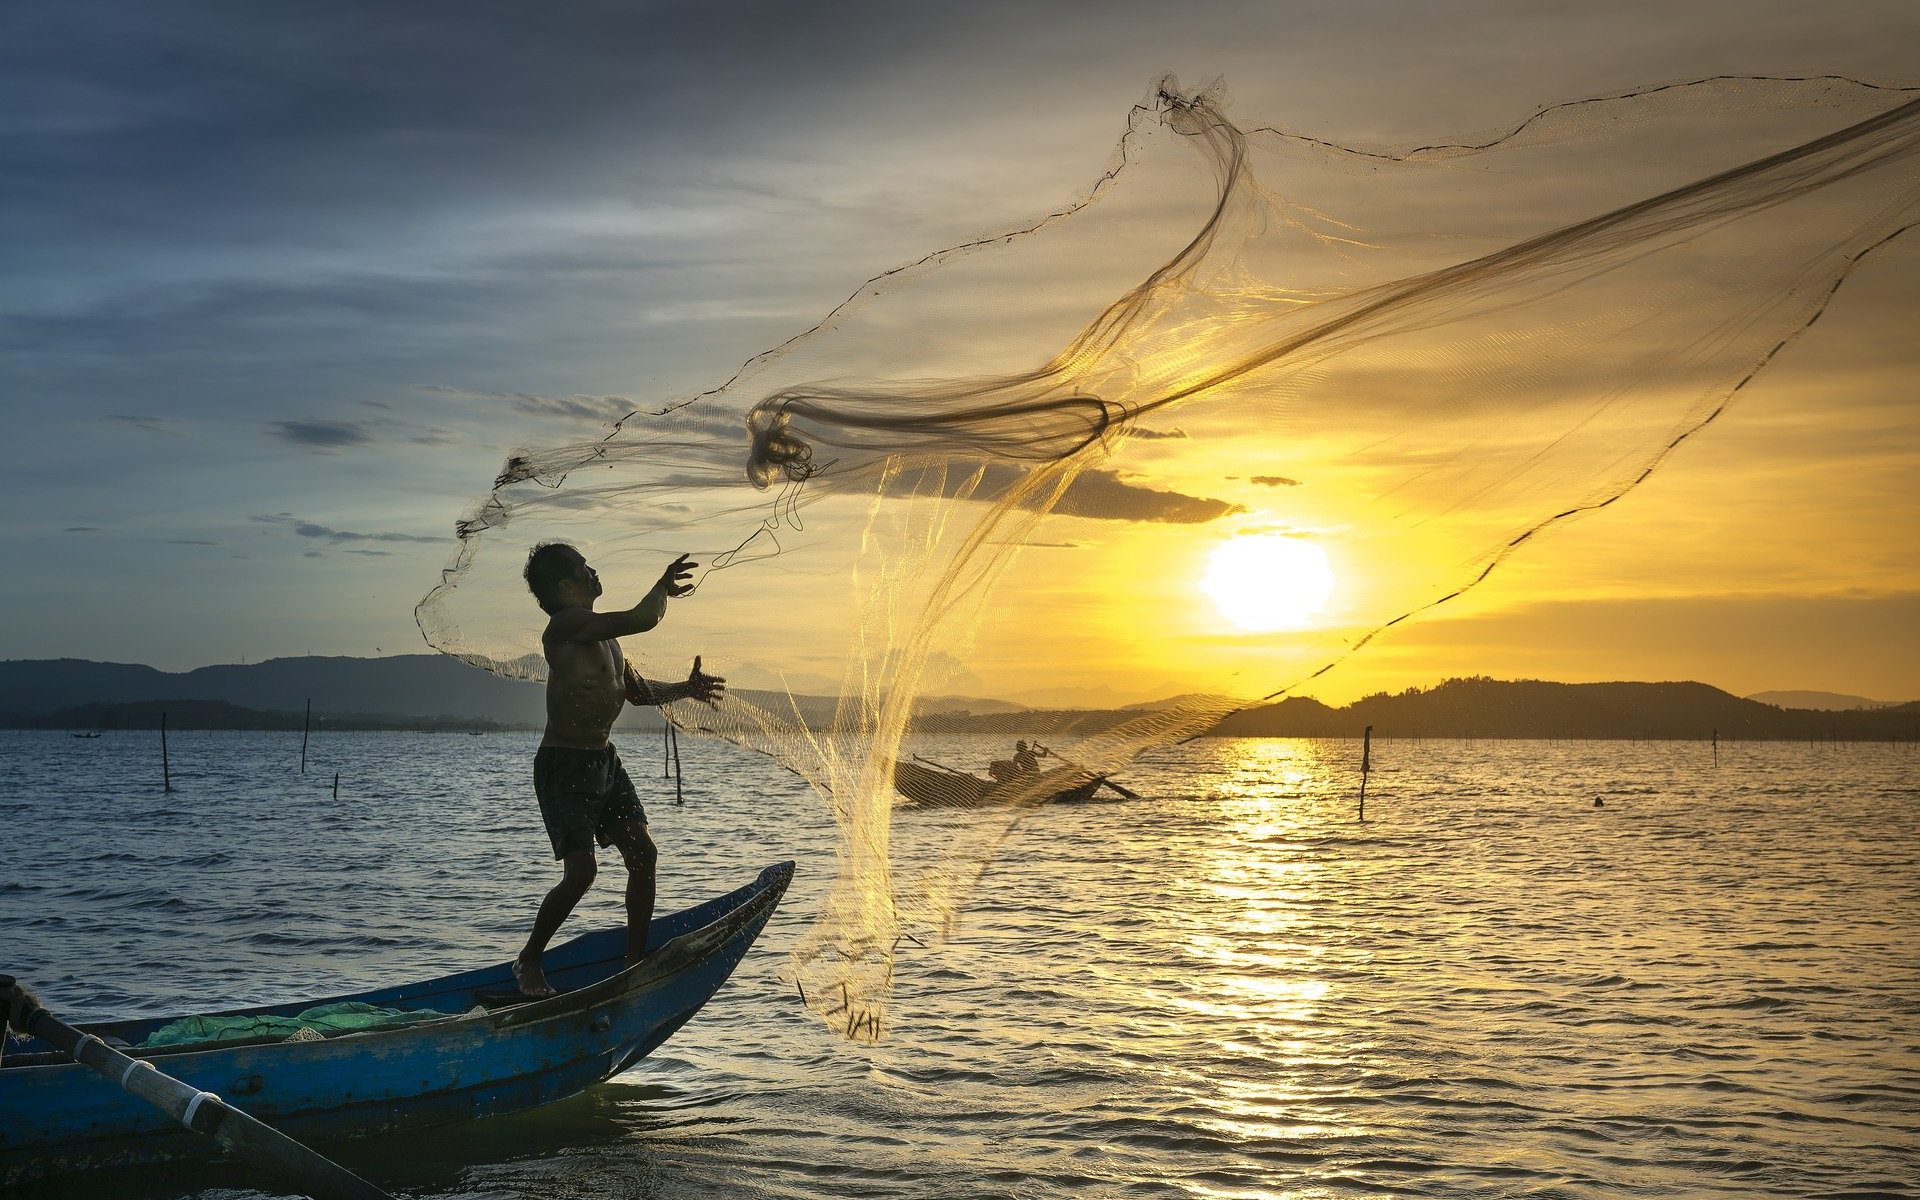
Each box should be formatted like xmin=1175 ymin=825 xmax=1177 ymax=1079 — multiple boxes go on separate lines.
xmin=3 ymin=659 xmax=1913 ymax=740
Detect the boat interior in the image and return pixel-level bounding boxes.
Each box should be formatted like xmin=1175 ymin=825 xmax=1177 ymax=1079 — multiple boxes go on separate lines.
xmin=2 ymin=865 xmax=788 ymax=1068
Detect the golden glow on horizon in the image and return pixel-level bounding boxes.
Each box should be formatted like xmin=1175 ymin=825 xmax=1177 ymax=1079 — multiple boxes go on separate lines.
xmin=1201 ymin=535 xmax=1336 ymax=632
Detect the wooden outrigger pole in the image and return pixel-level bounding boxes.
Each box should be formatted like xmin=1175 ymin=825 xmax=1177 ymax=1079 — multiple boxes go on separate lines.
xmin=1 ymin=975 xmax=392 ymax=1200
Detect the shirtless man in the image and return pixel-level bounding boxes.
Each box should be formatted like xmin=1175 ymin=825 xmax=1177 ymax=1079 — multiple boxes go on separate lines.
xmin=513 ymin=541 xmax=725 ymax=998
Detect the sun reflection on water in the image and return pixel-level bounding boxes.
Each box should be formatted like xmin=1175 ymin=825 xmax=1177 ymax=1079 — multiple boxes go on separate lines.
xmin=1163 ymin=738 xmax=1370 ymax=1171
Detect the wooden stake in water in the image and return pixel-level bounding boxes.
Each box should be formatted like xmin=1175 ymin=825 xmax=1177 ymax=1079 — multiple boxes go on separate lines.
xmin=1712 ymin=728 xmax=1718 ymax=766
xmin=300 ymin=698 xmax=311 ymax=775
xmin=1358 ymin=724 xmax=1372 ymax=822
xmin=332 ymin=771 xmax=340 ymax=800
xmin=160 ymin=711 xmax=172 ymax=794
xmin=669 ymin=720 xmax=684 ymax=807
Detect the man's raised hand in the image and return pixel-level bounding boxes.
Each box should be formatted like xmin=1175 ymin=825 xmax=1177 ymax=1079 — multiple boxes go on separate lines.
xmin=687 ymin=655 xmax=726 ymax=707
xmin=656 ymin=553 xmax=698 ymax=598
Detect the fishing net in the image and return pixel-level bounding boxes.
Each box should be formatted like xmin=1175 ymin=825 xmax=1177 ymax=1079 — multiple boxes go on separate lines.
xmin=417 ymin=75 xmax=1920 ymax=1039
xmin=142 ymin=1002 xmax=448 ymax=1048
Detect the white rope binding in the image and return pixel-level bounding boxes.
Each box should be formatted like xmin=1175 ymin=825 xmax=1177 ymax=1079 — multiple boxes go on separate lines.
xmin=119 ymin=1056 xmax=157 ymax=1086
xmin=73 ymin=1033 xmax=105 ymax=1060
xmin=182 ymin=1090 xmax=221 ymax=1129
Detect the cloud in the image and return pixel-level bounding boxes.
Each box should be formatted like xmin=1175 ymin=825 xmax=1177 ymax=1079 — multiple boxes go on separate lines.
xmin=1126 ymin=428 xmax=1187 ymax=440
xmin=271 ymin=420 xmax=374 ymax=449
xmin=1049 ymin=468 xmax=1242 ymax=524
xmin=512 ymin=394 xmax=639 ymax=425
xmin=166 ymin=539 xmax=220 ymax=545
xmin=634 ymin=299 xmax=805 ymax=324
xmin=422 ymin=385 xmax=636 ymax=426
xmin=65 ymin=525 xmax=104 ymax=532
xmin=962 ymin=464 xmax=1242 ymax=524
xmin=423 ymin=386 xmax=749 ymax=442
xmin=345 ymin=548 xmax=395 ymax=556
xmin=252 ymin=513 xmax=440 ymax=544
xmin=1249 ymin=475 xmax=1302 ymax=487
xmin=102 ymin=414 xmax=187 ymax=435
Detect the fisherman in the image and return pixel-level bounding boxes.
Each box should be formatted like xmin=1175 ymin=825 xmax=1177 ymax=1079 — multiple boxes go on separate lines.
xmin=991 ymin=739 xmax=1049 ymax=783
xmin=512 ymin=542 xmax=725 ymax=999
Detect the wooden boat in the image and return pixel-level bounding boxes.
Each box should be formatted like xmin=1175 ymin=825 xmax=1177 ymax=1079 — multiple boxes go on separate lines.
xmin=893 ymin=760 xmax=1107 ymax=809
xmin=0 ymin=861 xmax=793 ymax=1185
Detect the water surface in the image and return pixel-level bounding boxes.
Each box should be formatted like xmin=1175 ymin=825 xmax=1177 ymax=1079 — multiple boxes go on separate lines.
xmin=3 ymin=731 xmax=1916 ymax=1198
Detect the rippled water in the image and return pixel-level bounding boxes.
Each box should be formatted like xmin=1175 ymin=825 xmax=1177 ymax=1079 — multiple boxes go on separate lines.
xmin=3 ymin=730 xmax=1917 ymax=1199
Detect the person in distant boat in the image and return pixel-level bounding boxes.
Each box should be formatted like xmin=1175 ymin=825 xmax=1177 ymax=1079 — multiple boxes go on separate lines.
xmin=512 ymin=542 xmax=725 ymax=999
xmin=991 ymin=739 xmax=1050 ymax=783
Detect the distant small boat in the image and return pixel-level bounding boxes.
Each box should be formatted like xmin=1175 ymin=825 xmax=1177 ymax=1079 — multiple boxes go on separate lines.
xmin=68 ymin=733 xmax=102 ymax=740
xmin=0 ymin=862 xmax=792 ymax=1185
xmin=894 ymin=760 xmax=1109 ymax=809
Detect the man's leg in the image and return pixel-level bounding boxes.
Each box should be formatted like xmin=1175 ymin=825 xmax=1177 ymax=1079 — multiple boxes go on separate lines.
xmin=516 ymin=849 xmax=597 ymax=996
xmin=609 ymin=817 xmax=657 ymax=966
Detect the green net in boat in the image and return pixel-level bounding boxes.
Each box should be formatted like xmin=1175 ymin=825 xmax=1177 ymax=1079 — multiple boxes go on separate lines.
xmin=141 ymin=1001 xmax=447 ymax=1048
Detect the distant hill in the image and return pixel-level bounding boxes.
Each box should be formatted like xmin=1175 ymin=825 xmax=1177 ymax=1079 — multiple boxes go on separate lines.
xmin=1745 ymin=690 xmax=1904 ymax=711
xmin=918 ymin=680 xmax=1920 ymax=740
xmin=0 ymin=655 xmax=548 ymax=727
xmin=913 ymin=694 xmax=1031 ymax=717
xmin=3 ymin=659 xmax=1914 ymax=740
xmin=0 ymin=655 xmax=1022 ymax=732
xmin=1122 ymin=692 xmax=1237 ymax=711
xmin=1208 ymin=678 xmax=1920 ymax=740
xmin=17 ymin=699 xmax=520 ymax=732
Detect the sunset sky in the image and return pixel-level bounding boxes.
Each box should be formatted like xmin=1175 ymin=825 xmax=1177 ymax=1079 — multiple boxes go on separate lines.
xmin=4 ymin=0 xmax=1917 ymax=706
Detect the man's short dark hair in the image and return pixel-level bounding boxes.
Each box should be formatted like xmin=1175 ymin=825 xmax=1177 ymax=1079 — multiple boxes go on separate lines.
xmin=524 ymin=542 xmax=580 ymax=614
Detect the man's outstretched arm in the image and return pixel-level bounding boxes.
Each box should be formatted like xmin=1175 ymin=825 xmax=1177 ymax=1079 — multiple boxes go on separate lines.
xmin=626 ymin=656 xmax=726 ymax=708
xmin=554 ymin=554 xmax=697 ymax=643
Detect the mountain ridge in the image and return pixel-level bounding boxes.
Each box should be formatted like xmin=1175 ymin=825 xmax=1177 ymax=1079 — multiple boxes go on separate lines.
xmin=1201 ymin=677 xmax=1920 ymax=740
xmin=3 ymin=657 xmax=1913 ymax=739
xmin=1744 ymin=689 xmax=1902 ymax=711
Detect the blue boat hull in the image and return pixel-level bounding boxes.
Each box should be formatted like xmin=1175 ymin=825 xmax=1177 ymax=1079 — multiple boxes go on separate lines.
xmin=0 ymin=861 xmax=793 ymax=1184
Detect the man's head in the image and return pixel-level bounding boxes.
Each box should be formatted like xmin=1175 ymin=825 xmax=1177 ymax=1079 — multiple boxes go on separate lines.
xmin=524 ymin=542 xmax=602 ymax=614
xmin=1015 ymin=740 xmax=1028 ymax=752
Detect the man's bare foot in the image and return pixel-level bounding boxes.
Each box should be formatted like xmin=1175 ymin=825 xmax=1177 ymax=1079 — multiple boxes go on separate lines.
xmin=512 ymin=955 xmax=557 ymax=999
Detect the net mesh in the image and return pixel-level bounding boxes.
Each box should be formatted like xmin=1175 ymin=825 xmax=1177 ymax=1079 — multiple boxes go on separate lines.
xmin=417 ymin=75 xmax=1920 ymax=1039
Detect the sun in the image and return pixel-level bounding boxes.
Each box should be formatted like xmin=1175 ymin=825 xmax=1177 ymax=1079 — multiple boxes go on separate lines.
xmin=1200 ymin=535 xmax=1336 ymax=632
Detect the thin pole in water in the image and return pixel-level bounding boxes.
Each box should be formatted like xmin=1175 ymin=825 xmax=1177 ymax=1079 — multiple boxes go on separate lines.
xmin=669 ymin=721 xmax=684 ymax=806
xmin=300 ymin=699 xmax=311 ymax=775
xmin=161 ymin=711 xmax=172 ymax=793
xmin=1712 ymin=728 xmax=1718 ymax=766
xmin=1358 ymin=724 xmax=1372 ymax=822
xmin=332 ymin=771 xmax=340 ymax=800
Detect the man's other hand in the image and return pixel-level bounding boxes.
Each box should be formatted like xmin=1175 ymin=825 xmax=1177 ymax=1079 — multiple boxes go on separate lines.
xmin=657 ymin=553 xmax=698 ymax=598
xmin=687 ymin=655 xmax=726 ymax=707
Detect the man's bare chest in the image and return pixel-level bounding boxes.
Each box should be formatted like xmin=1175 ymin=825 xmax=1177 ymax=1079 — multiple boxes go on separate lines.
xmin=546 ymin=641 xmax=623 ymax=691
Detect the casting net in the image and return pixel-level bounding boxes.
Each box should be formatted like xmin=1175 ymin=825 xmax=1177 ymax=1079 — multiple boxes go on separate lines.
xmin=418 ymin=75 xmax=1920 ymax=1039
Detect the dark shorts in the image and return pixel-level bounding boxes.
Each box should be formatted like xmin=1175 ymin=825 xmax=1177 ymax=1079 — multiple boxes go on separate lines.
xmin=533 ymin=746 xmax=646 ymax=861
